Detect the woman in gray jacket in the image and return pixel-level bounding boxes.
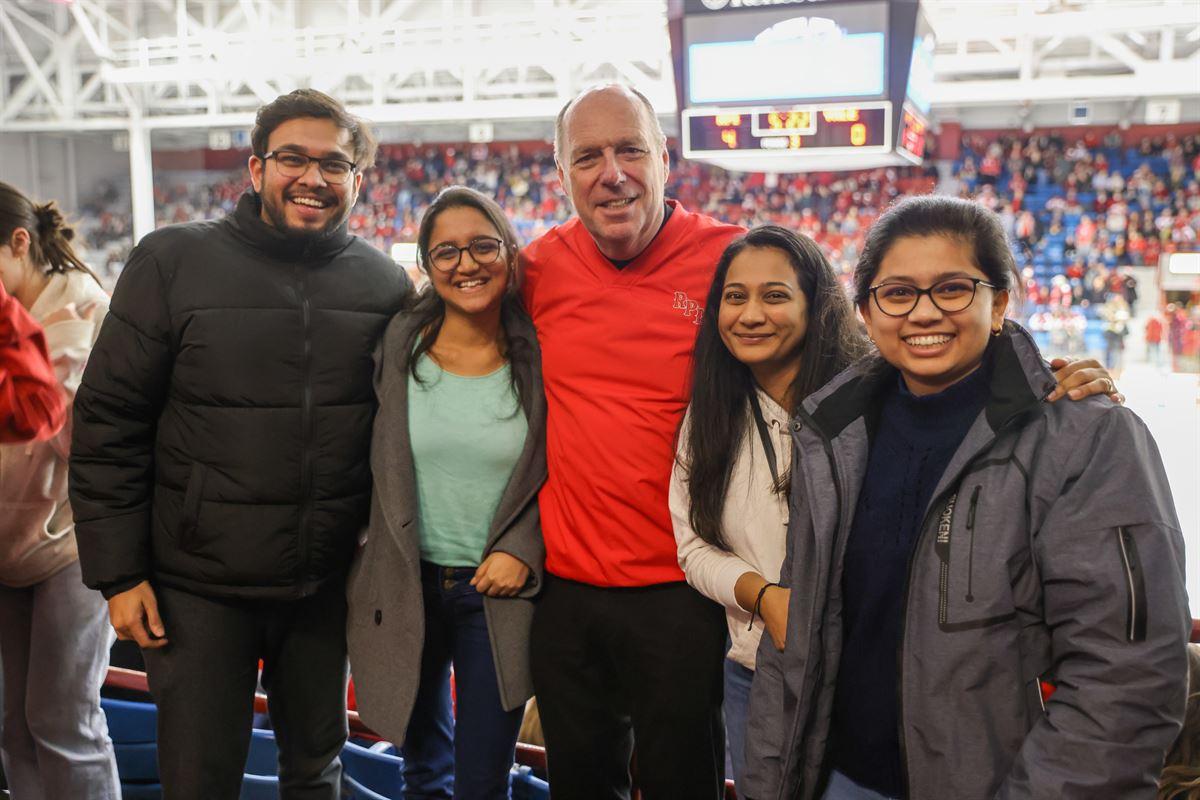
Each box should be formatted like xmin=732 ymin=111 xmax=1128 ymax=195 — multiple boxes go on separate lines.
xmin=744 ymin=195 xmax=1189 ymax=800
xmin=347 ymin=186 xmax=545 ymax=799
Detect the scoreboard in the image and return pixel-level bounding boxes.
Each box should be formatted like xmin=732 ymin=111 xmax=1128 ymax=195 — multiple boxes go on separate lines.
xmin=674 ymin=0 xmax=934 ymax=173
xmin=684 ymin=103 xmax=891 ymax=159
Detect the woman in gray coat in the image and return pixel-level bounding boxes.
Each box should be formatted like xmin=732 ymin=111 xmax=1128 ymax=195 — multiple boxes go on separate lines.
xmin=744 ymin=196 xmax=1189 ymax=800
xmin=347 ymin=186 xmax=545 ymax=799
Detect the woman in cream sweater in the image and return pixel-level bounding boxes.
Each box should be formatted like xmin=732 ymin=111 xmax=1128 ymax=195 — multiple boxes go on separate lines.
xmin=0 ymin=182 xmax=118 ymax=798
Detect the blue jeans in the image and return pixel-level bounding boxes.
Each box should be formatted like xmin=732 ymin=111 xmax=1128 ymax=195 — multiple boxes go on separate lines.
xmin=723 ymin=657 xmax=754 ymax=786
xmin=402 ymin=562 xmax=524 ymax=800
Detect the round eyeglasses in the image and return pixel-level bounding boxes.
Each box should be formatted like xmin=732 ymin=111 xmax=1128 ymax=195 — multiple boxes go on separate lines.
xmin=262 ymin=150 xmax=357 ymax=184
xmin=427 ymin=237 xmax=505 ymax=272
xmin=869 ymin=277 xmax=999 ymax=317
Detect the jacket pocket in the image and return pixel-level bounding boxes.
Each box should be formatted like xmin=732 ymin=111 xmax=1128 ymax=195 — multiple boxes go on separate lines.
xmin=937 ymin=483 xmax=1019 ymax=632
xmin=1115 ymin=526 xmax=1147 ymax=642
xmin=179 ymin=462 xmax=208 ymax=552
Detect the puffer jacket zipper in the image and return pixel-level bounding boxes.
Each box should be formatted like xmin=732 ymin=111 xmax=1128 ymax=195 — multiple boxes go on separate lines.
xmin=297 ymin=263 xmax=315 ymax=592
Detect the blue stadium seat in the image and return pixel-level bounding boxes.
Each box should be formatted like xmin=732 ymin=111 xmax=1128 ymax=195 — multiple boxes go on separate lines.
xmin=114 ymin=741 xmax=159 ymax=782
xmin=344 ymin=775 xmax=391 ymax=800
xmin=512 ymin=765 xmax=551 ymax=800
xmin=119 ymin=784 xmax=163 ymax=800
xmin=102 ymin=697 xmax=157 ymax=743
xmin=239 ymin=773 xmax=279 ymax=800
xmin=245 ymin=729 xmax=279 ymax=776
xmin=340 ymin=739 xmax=404 ymax=798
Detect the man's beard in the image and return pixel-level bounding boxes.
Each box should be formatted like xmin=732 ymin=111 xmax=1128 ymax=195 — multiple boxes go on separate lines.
xmin=260 ymin=190 xmax=348 ymax=242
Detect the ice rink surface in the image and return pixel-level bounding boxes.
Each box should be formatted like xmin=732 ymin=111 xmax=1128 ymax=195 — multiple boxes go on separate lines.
xmin=1119 ymin=362 xmax=1200 ymax=618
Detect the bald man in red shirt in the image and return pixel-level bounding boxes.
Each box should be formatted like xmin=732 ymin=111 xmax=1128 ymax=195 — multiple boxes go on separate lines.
xmin=522 ymin=84 xmax=740 ymax=798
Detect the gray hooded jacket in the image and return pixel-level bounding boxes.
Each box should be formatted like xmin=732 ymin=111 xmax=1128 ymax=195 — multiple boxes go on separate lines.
xmin=743 ymin=321 xmax=1189 ymax=800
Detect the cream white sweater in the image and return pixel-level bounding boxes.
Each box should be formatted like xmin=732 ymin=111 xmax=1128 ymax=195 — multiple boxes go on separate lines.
xmin=669 ymin=388 xmax=791 ymax=670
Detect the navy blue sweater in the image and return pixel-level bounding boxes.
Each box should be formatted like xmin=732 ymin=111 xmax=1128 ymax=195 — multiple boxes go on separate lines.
xmin=829 ymin=363 xmax=991 ymax=797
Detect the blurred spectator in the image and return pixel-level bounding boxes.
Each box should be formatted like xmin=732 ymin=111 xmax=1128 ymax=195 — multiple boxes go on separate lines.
xmin=75 ymin=127 xmax=1200 ymax=352
xmin=1100 ymin=294 xmax=1131 ymax=374
xmin=1145 ymin=313 xmax=1164 ymax=367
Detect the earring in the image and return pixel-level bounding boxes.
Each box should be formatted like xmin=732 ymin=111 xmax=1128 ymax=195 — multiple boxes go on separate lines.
xmin=991 ymin=325 xmax=1003 ymax=337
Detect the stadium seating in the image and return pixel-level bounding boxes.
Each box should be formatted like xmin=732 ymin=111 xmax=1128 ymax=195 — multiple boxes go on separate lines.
xmin=100 ymin=694 xmax=553 ymax=799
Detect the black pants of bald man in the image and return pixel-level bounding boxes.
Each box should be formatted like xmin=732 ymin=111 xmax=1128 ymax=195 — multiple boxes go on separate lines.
xmin=141 ymin=579 xmax=348 ymax=800
xmin=531 ymin=575 xmax=727 ymax=799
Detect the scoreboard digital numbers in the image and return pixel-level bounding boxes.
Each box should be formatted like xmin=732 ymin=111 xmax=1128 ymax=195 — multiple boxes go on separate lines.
xmin=675 ymin=0 xmax=934 ymax=171
xmin=898 ymin=104 xmax=928 ymax=163
xmin=684 ymin=103 xmax=891 ymax=160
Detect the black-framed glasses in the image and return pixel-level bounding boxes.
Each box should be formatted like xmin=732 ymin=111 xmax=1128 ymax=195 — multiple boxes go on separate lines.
xmin=869 ymin=277 xmax=999 ymax=317
xmin=262 ymin=150 xmax=357 ymax=184
xmin=427 ymin=237 xmax=505 ymax=272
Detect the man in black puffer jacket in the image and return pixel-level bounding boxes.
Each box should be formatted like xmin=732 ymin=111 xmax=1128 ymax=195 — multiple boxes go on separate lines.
xmin=69 ymin=89 xmax=409 ymax=799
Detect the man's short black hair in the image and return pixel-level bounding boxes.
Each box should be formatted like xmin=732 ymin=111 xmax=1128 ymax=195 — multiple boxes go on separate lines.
xmin=251 ymin=89 xmax=378 ymax=169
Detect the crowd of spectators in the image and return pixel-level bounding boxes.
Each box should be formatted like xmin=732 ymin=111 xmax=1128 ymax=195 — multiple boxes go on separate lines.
xmin=72 ymin=129 xmax=1200 ymax=367
xmin=943 ymin=130 xmax=1200 ymax=363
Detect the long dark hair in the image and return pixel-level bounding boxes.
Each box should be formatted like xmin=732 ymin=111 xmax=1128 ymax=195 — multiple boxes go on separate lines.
xmin=405 ymin=185 xmax=532 ymax=414
xmin=683 ymin=225 xmax=868 ymax=550
xmin=0 ymin=182 xmax=100 ymax=285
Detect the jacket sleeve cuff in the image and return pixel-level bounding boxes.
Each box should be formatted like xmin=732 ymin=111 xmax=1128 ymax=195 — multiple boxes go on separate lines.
xmin=490 ymin=539 xmax=545 ymax=600
xmin=99 ymin=575 xmax=148 ymax=600
xmin=73 ymin=509 xmax=152 ymax=594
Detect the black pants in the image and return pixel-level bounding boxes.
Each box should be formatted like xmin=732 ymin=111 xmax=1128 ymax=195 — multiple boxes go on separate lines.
xmin=142 ymin=581 xmax=349 ymax=800
xmin=530 ymin=576 xmax=726 ymax=800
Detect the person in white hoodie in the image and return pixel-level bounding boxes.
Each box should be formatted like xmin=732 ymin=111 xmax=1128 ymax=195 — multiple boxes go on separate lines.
xmin=0 ymin=182 xmax=119 ymax=799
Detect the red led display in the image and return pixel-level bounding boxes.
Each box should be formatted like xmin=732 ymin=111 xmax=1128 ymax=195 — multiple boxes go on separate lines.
xmin=687 ymin=106 xmax=887 ymax=154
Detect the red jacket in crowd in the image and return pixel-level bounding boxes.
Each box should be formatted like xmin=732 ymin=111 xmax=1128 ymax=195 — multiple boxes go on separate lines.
xmin=0 ymin=281 xmax=65 ymax=443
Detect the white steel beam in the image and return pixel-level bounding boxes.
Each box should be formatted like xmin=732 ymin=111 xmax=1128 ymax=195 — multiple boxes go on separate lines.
xmin=933 ymin=56 xmax=1200 ymax=105
xmin=68 ymin=2 xmax=116 ymax=60
xmin=0 ymin=6 xmax=65 ymax=115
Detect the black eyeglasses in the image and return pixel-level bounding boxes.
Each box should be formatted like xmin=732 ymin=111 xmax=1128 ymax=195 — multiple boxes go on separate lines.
xmin=869 ymin=277 xmax=1000 ymax=317
xmin=262 ymin=150 xmax=357 ymax=184
xmin=427 ymin=237 xmax=505 ymax=272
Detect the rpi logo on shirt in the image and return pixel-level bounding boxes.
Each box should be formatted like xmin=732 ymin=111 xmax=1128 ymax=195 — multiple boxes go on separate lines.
xmin=672 ymin=291 xmax=704 ymax=325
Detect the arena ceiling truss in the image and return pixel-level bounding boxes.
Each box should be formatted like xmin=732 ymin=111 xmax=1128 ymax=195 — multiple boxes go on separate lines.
xmin=0 ymin=0 xmax=677 ymax=133
xmin=922 ymin=0 xmax=1200 ymax=109
xmin=1 ymin=0 xmax=1196 ymax=134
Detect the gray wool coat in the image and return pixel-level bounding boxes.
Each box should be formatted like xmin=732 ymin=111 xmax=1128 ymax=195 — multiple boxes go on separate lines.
xmin=346 ymin=307 xmax=547 ymax=746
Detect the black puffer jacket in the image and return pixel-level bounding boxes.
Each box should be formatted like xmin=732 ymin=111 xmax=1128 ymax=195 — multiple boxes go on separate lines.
xmin=70 ymin=191 xmax=409 ymax=600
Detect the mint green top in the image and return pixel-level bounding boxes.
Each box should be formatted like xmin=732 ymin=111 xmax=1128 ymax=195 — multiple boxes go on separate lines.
xmin=408 ymin=355 xmax=528 ymax=567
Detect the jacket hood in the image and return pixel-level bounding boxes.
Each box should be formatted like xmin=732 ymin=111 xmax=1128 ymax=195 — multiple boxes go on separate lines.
xmin=802 ymin=319 xmax=1058 ymax=441
xmin=225 ymin=189 xmax=353 ymax=262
